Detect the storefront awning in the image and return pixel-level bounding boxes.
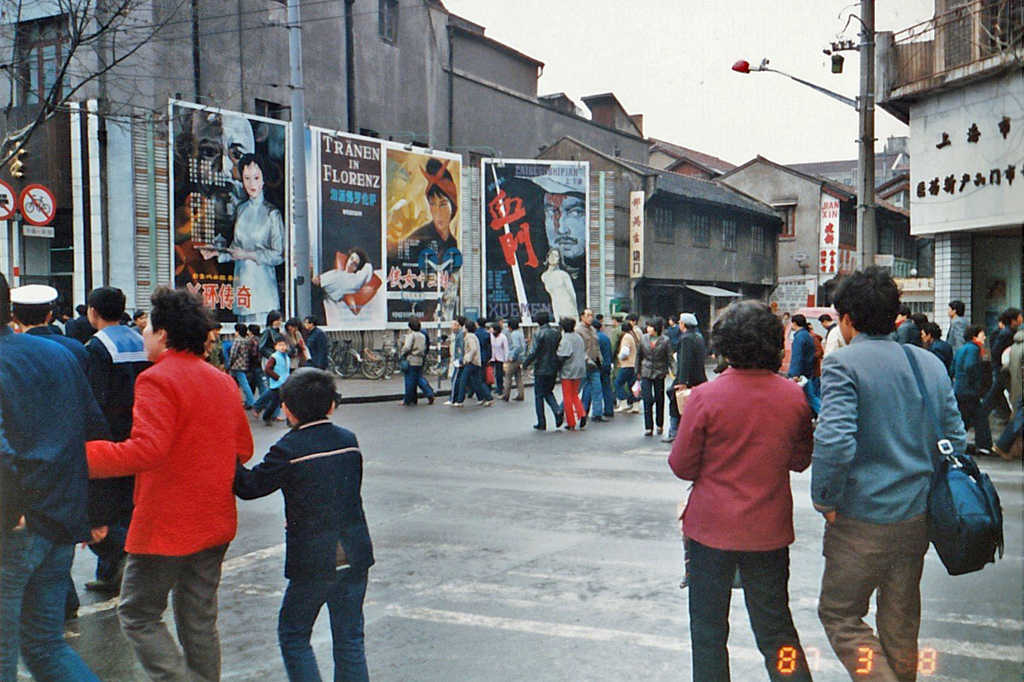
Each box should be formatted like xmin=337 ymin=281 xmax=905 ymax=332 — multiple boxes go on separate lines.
xmin=687 ymin=285 xmax=742 ymax=298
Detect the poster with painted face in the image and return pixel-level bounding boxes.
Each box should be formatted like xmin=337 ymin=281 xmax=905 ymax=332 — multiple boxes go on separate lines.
xmin=312 ymin=129 xmax=385 ymax=331
xmin=481 ymin=160 xmax=589 ymax=323
xmin=384 ymin=148 xmax=463 ymax=327
xmin=170 ymin=101 xmax=289 ymax=324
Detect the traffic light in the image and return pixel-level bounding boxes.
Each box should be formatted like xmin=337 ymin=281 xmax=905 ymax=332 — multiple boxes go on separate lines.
xmin=9 ymin=148 xmax=26 ymax=178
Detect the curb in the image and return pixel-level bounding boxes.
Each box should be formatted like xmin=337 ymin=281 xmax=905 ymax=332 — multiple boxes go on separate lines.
xmin=335 ymin=380 xmax=535 ymax=405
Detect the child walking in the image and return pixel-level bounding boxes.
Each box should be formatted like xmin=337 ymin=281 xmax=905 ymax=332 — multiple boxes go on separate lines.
xmin=235 ymin=368 xmax=375 ymax=681
xmin=253 ymin=337 xmax=291 ymax=425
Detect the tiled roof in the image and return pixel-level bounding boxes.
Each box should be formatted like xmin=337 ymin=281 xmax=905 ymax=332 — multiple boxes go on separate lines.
xmin=627 ymin=162 xmax=779 ymax=220
xmin=648 ymin=138 xmax=737 ymax=174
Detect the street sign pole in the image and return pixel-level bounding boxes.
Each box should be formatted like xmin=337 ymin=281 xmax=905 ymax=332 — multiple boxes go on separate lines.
xmin=288 ymin=0 xmax=311 ymax=318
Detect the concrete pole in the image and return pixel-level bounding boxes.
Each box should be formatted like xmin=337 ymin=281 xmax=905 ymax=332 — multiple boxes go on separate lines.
xmin=856 ymin=0 xmax=876 ymax=271
xmin=288 ymin=0 xmax=311 ymax=318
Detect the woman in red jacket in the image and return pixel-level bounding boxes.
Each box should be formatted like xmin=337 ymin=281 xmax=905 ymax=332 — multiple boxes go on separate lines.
xmin=87 ymin=287 xmax=254 ymax=682
xmin=669 ymin=301 xmax=815 ymax=682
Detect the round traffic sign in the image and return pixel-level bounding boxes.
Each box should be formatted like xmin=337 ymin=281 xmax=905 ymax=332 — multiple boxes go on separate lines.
xmin=0 ymin=180 xmax=15 ymax=221
xmin=19 ymin=184 xmax=56 ymax=226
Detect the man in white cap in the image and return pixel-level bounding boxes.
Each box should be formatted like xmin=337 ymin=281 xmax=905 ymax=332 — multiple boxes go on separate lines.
xmin=664 ymin=313 xmax=708 ymax=443
xmin=10 ymin=284 xmax=88 ymax=369
xmin=0 ymin=273 xmax=108 ymax=680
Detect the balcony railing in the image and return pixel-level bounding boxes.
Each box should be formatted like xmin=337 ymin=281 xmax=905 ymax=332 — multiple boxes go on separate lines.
xmin=890 ymin=0 xmax=1023 ymax=91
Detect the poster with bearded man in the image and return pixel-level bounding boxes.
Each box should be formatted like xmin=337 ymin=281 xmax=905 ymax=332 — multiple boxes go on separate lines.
xmin=481 ymin=160 xmax=589 ymax=323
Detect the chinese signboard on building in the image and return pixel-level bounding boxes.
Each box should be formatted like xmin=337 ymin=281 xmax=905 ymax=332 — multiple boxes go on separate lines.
xmin=629 ymin=191 xmax=644 ymax=279
xmin=818 ymin=195 xmax=841 ymax=276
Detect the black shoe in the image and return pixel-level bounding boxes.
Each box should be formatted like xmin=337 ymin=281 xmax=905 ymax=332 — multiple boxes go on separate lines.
xmin=555 ymin=412 xmax=565 ymax=428
xmin=679 ymin=576 xmax=688 ymax=589
xmin=579 ymin=416 xmax=588 ymax=429
xmin=533 ymin=424 xmax=546 ymax=431
xmin=591 ymin=415 xmax=606 ymax=423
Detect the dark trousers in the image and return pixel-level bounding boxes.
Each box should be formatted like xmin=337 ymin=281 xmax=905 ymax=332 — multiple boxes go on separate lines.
xmin=818 ymin=514 xmax=928 ymax=682
xmin=278 ymin=570 xmax=369 ymax=682
xmin=956 ymin=394 xmax=992 ymax=450
xmin=533 ymin=374 xmax=562 ymax=428
xmin=641 ymin=377 xmax=665 ymax=431
xmin=461 ymin=365 xmax=492 ymax=402
xmin=599 ymin=367 xmax=614 ymax=416
xmin=491 ymin=361 xmax=504 ymax=395
xmin=256 ymin=387 xmax=282 ymax=422
xmin=89 ymin=522 xmax=129 ymax=582
xmin=451 ymin=366 xmax=468 ymax=403
xmin=688 ymin=541 xmax=811 ymax=682
xmin=996 ymin=396 xmax=1022 ymax=452
xmin=614 ymin=367 xmax=636 ymax=404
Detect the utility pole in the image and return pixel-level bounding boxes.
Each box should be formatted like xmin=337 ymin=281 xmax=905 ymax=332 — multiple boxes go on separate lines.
xmin=288 ymin=0 xmax=311 ymax=317
xmin=345 ymin=0 xmax=357 ymax=133
xmin=856 ymin=0 xmax=876 ymax=271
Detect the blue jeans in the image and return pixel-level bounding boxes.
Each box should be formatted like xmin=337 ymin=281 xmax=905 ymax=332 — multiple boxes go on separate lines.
xmin=403 ymin=365 xmax=433 ymax=405
xmin=232 ymin=369 xmax=256 ymax=408
xmin=451 ymin=366 xmax=466 ymax=403
xmin=581 ymin=369 xmax=603 ymax=417
xmin=255 ymin=387 xmax=282 ymax=422
xmin=461 ymin=365 xmax=492 ymax=402
xmin=614 ymin=367 xmax=637 ymax=404
xmin=533 ymin=374 xmax=562 ymax=428
xmin=0 ymin=530 xmax=99 ymax=682
xmin=278 ymin=570 xmax=369 ymax=682
xmin=996 ymin=396 xmax=1023 ymax=452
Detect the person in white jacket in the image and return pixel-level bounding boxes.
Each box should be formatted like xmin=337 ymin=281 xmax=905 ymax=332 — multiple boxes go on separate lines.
xmin=821 ymin=313 xmax=847 ymax=355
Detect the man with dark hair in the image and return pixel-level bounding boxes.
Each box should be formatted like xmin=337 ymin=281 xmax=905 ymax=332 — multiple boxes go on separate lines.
xmin=953 ymin=325 xmax=992 ymax=455
xmin=400 ymin=318 xmax=434 ymax=406
xmin=228 ymin=323 xmax=257 ymax=410
xmin=83 ymin=287 xmax=151 ymax=594
xmin=87 ymin=286 xmax=254 ymax=681
xmin=787 ymin=314 xmax=816 ymax=387
xmin=502 ymin=318 xmax=527 ymax=402
xmin=302 ymin=316 xmax=329 ymax=370
xmin=665 ymin=314 xmax=681 ymax=349
xmin=10 ymin=285 xmax=88 ymax=369
xmin=821 ymin=313 xmax=846 ymax=355
xmin=132 ymin=309 xmax=148 ymax=332
xmin=578 ymin=308 xmax=605 ymax=421
xmin=523 ymin=310 xmax=564 ymax=430
xmin=235 ymin=368 xmax=374 ymax=681
xmin=0 ymin=274 xmax=108 ymax=680
xmin=920 ymin=322 xmax=953 ymax=375
xmin=444 ymin=316 xmax=467 ymax=406
xmin=65 ymin=303 xmax=96 ymax=343
xmin=893 ymin=304 xmax=921 ymax=346
xmin=594 ymin=319 xmax=615 ymax=420
xmin=813 ymin=267 xmax=965 ymax=682
xmin=981 ymin=307 xmax=1024 ymax=423
xmin=946 ymin=300 xmax=967 ymax=352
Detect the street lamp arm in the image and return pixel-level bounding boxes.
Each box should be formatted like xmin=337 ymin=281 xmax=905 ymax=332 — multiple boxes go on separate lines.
xmin=762 ymin=67 xmax=858 ymax=109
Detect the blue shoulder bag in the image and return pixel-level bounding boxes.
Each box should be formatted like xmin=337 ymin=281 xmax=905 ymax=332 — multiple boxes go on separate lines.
xmin=904 ymin=346 xmax=1004 ymax=576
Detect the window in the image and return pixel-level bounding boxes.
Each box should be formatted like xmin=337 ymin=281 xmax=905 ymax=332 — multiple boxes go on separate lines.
xmin=839 ymin=206 xmax=856 ymax=248
xmin=721 ymin=219 xmax=737 ymax=251
xmin=16 ymin=16 xmax=66 ymax=106
xmin=379 ymin=0 xmax=399 ymax=44
xmin=777 ymin=205 xmax=796 ymax=238
xmin=692 ymin=213 xmax=710 ymax=248
xmin=654 ymin=206 xmax=674 ymax=243
xmin=255 ymin=99 xmax=290 ymax=121
xmin=752 ymin=225 xmax=766 ymax=254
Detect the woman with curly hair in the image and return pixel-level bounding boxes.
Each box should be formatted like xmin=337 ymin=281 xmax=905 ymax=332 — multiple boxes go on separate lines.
xmin=668 ymin=300 xmax=815 ymax=681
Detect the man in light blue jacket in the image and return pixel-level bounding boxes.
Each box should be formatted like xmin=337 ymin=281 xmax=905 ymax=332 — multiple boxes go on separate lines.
xmin=812 ymin=267 xmax=966 ymax=682
xmin=501 ymin=318 xmax=527 ymax=401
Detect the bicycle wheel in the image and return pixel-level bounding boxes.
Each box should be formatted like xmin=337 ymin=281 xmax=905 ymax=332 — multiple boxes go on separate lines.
xmin=423 ymin=350 xmax=440 ymax=376
xmin=339 ymin=349 xmax=361 ymax=379
xmin=361 ymin=350 xmax=388 ymax=380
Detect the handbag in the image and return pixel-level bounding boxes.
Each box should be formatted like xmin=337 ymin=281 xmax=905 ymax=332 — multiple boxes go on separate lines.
xmin=674 ymin=386 xmax=691 ymax=415
xmin=485 ymin=363 xmax=495 ymax=385
xmin=903 ymin=347 xmax=1004 ymax=576
xmin=398 ymin=358 xmax=410 ymax=373
xmin=631 ymin=379 xmax=642 ymax=398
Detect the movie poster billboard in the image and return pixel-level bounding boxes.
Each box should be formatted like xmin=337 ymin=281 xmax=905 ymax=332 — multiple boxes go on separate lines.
xmin=384 ymin=148 xmax=463 ymax=327
xmin=170 ymin=101 xmax=289 ymax=324
xmin=311 ymin=129 xmax=385 ymax=330
xmin=481 ymin=160 xmax=589 ymax=322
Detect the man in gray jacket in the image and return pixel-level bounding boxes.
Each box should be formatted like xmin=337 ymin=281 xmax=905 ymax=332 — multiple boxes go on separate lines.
xmin=945 ymin=300 xmax=968 ymax=352
xmin=501 ymin=318 xmax=527 ymax=401
xmin=813 ymin=267 xmax=966 ymax=682
xmin=577 ymin=308 xmax=605 ymax=421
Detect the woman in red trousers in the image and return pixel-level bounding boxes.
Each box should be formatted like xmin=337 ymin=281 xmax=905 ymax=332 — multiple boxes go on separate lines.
xmin=556 ymin=316 xmax=588 ymax=430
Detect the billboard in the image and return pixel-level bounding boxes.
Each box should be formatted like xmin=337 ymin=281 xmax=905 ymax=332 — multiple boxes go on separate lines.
xmin=169 ymin=100 xmax=289 ymax=324
xmin=310 ymin=129 xmax=385 ymax=330
xmin=384 ymin=148 xmax=463 ymax=327
xmin=481 ymin=160 xmax=589 ymax=322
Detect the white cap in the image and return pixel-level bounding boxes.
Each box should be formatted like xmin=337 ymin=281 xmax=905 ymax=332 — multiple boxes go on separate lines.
xmin=530 ymin=173 xmax=587 ymax=196
xmin=10 ymin=284 xmax=58 ymax=306
xmin=681 ymin=313 xmax=699 ymax=328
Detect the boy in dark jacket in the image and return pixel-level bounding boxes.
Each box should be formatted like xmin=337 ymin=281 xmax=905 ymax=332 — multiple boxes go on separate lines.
xmin=235 ymin=368 xmax=374 ymax=681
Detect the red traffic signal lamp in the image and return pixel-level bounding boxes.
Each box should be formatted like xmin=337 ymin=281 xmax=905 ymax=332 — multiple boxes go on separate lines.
xmin=732 ymin=60 xmax=751 ymax=74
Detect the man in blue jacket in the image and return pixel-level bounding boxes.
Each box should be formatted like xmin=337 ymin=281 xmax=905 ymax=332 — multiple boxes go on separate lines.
xmin=0 ymin=274 xmax=109 ymax=681
xmin=302 ymin=316 xmax=330 ymax=370
xmin=953 ymin=325 xmax=992 ymax=454
xmin=812 ymin=268 xmax=966 ymax=682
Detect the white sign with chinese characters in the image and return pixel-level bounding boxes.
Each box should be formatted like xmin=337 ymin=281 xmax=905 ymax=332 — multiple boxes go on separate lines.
xmin=629 ymin=191 xmax=644 ymax=278
xmin=818 ymin=194 xmax=841 ymax=276
xmin=909 ymin=70 xmax=1023 ymax=235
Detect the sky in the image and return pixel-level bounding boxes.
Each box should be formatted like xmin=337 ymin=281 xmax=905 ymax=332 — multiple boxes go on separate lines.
xmin=448 ymin=0 xmax=937 ymax=165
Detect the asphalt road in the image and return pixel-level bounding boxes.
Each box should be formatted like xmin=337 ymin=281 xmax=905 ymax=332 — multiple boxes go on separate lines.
xmin=52 ymin=394 xmax=1024 ymax=681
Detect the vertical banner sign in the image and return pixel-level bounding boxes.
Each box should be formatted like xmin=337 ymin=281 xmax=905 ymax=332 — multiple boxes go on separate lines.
xmin=481 ymin=160 xmax=589 ymax=322
xmin=384 ymin=148 xmax=463 ymax=327
xmin=819 ymin=194 xmax=841 ymax=276
xmin=312 ymin=130 xmax=385 ymax=330
xmin=170 ymin=101 xmax=289 ymax=324
xmin=629 ymin=190 xmax=644 ymax=279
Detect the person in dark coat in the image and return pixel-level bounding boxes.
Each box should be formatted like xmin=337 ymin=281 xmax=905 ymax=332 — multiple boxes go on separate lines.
xmin=303 ymin=316 xmax=330 ymax=370
xmin=64 ymin=303 xmax=96 ymax=344
xmin=0 ymin=274 xmax=109 ymax=681
xmin=665 ymin=313 xmax=708 ymax=442
xmin=921 ymin=321 xmax=953 ymax=376
xmin=83 ymin=286 xmax=152 ymax=593
xmin=594 ymin=320 xmax=615 ymax=420
xmin=953 ymin=325 xmax=992 ymax=455
xmin=523 ymin=310 xmax=564 ymax=431
xmin=235 ymin=369 xmax=374 ymax=682
xmin=893 ymin=305 xmax=921 ymax=346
